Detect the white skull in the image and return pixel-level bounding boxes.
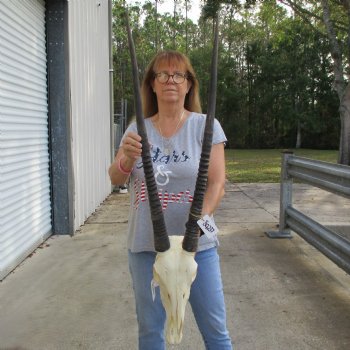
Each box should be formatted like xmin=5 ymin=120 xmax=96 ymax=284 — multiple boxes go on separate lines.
xmin=153 ymin=235 xmax=198 ymax=344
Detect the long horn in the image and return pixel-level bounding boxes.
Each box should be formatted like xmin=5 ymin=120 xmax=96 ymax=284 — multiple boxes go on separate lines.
xmin=182 ymin=13 xmax=220 ymax=252
xmin=125 ymin=8 xmax=170 ymax=252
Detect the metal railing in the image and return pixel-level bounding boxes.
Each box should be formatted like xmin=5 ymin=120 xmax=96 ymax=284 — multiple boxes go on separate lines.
xmin=266 ymin=151 xmax=350 ymax=274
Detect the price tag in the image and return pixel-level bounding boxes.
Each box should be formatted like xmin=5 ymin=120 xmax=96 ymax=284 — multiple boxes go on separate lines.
xmin=197 ymin=215 xmax=219 ymax=239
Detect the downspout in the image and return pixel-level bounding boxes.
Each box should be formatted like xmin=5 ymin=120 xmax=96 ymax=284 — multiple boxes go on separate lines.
xmin=108 ymin=0 xmax=114 ymax=165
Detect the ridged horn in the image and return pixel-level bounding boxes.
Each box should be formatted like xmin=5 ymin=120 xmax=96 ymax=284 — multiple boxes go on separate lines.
xmin=125 ymin=8 xmax=170 ymax=252
xmin=182 ymin=13 xmax=220 ymax=253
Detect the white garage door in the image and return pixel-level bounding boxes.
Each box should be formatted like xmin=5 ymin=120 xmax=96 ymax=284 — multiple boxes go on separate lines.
xmin=0 ymin=0 xmax=52 ymax=280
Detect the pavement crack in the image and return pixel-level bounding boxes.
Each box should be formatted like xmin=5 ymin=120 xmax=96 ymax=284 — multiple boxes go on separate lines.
xmin=236 ymin=184 xmax=279 ymax=221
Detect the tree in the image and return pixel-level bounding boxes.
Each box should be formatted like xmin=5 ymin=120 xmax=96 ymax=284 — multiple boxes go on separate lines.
xmin=279 ymin=0 xmax=350 ymax=164
xmin=112 ymin=0 xmax=340 ymax=151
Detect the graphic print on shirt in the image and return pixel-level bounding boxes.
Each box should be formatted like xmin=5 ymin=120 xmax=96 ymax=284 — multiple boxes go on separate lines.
xmin=135 ymin=146 xmax=190 ymax=168
xmin=155 ymin=165 xmax=171 ymax=186
xmin=133 ymin=146 xmax=193 ymax=210
xmin=133 ymin=178 xmax=193 ymax=210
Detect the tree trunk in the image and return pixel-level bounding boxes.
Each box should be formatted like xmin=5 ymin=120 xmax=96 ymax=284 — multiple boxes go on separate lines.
xmin=321 ymin=0 xmax=350 ymax=165
xmin=339 ymin=0 xmax=350 ymax=165
xmin=228 ymin=6 xmax=234 ymax=54
xmin=294 ymin=93 xmax=302 ymax=149
xmin=173 ymin=0 xmax=177 ymax=49
xmin=339 ymin=83 xmax=350 ymax=164
xmin=295 ymin=121 xmax=302 ymax=149
xmin=155 ymin=0 xmax=158 ymax=51
xmin=185 ymin=0 xmax=188 ymax=54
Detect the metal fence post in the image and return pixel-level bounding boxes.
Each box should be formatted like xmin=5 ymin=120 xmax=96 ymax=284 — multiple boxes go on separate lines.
xmin=266 ymin=150 xmax=293 ymax=238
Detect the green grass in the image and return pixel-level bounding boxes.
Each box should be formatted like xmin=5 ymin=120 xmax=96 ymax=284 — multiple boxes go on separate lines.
xmin=225 ymin=149 xmax=338 ymax=183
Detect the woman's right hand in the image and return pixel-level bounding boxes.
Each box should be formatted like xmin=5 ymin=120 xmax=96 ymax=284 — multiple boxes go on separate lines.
xmin=108 ymin=132 xmax=142 ymax=185
xmin=121 ymin=132 xmax=142 ymax=160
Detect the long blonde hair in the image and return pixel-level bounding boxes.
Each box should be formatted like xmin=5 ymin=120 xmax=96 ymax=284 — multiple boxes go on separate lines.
xmin=141 ymin=51 xmax=202 ymax=118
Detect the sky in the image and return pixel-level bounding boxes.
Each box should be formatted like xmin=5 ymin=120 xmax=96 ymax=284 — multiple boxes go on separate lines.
xmin=127 ymin=0 xmax=202 ymax=23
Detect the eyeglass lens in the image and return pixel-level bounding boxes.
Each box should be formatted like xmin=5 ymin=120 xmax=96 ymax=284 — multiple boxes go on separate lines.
xmin=156 ymin=72 xmax=186 ymax=84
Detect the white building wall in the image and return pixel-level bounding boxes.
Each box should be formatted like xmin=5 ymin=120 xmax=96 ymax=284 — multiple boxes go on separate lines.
xmin=0 ymin=0 xmax=51 ymax=280
xmin=68 ymin=0 xmax=112 ymax=229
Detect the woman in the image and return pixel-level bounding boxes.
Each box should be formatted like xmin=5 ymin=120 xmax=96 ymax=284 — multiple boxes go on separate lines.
xmin=109 ymin=51 xmax=232 ymax=350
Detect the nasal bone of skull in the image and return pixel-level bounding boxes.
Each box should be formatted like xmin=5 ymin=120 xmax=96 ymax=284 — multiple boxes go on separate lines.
xmin=153 ymin=235 xmax=198 ymax=344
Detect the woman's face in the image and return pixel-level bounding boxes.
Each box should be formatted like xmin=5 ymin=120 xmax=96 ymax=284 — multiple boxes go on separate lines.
xmin=151 ymin=61 xmax=192 ymax=107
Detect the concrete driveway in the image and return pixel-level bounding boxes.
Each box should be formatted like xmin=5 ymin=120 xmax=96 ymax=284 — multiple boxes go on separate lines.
xmin=0 ymin=183 xmax=349 ymax=349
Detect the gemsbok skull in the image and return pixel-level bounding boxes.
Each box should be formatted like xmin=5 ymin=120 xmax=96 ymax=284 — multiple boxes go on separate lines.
xmin=125 ymin=6 xmax=220 ymax=345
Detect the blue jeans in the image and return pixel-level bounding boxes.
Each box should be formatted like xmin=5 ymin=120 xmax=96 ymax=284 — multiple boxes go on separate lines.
xmin=128 ymin=247 xmax=233 ymax=350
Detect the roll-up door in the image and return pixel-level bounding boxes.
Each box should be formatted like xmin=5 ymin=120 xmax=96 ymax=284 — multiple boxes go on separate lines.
xmin=0 ymin=0 xmax=51 ymax=280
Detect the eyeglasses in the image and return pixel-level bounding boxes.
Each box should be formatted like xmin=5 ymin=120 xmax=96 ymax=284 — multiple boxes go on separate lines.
xmin=154 ymin=71 xmax=187 ymax=84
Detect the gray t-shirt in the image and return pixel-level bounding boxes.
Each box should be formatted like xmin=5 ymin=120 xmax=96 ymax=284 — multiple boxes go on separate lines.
xmin=121 ymin=112 xmax=227 ymax=253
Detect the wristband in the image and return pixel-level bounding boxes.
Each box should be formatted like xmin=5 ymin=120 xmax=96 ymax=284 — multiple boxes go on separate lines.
xmin=118 ymin=156 xmax=133 ymax=175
